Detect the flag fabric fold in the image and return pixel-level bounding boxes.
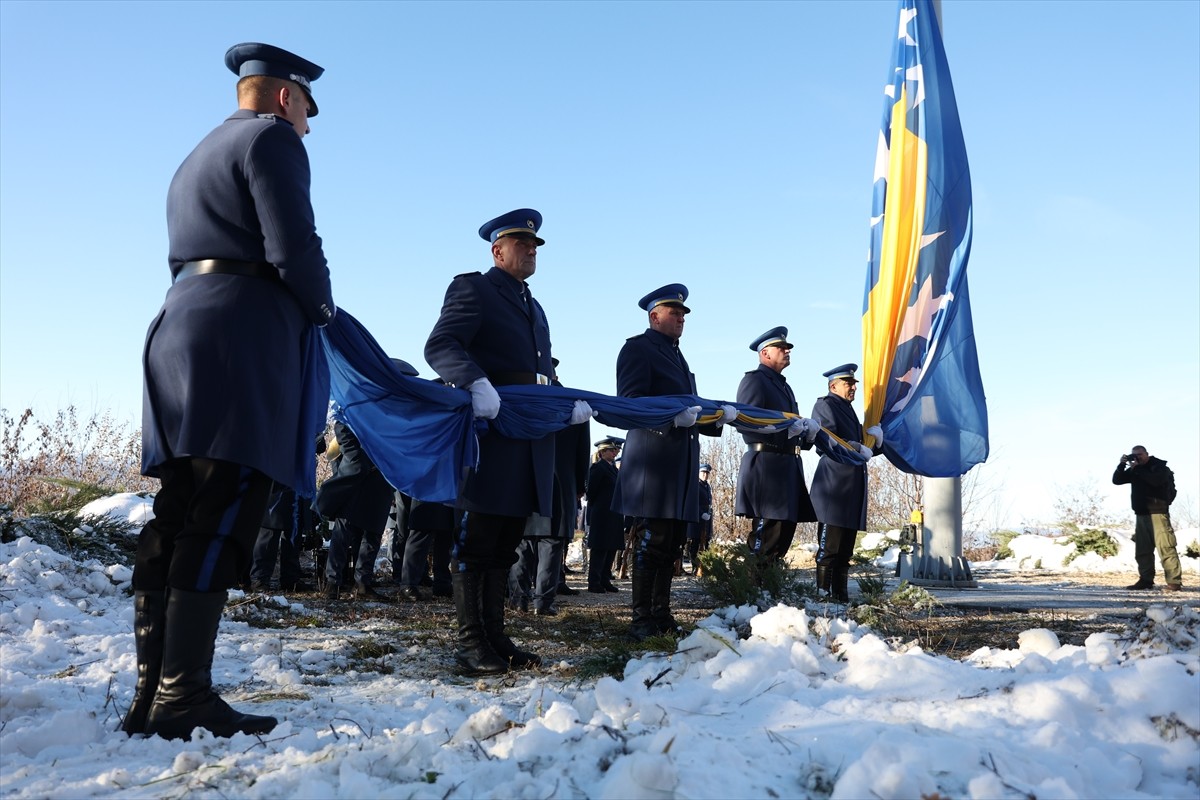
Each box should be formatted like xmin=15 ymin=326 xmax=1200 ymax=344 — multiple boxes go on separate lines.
xmin=317 ymin=311 xmax=868 ymax=504
xmin=862 ymin=0 xmax=988 ymax=477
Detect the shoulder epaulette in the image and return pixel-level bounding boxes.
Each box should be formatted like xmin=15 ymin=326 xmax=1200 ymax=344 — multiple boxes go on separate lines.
xmin=452 ymin=271 xmax=483 ymax=280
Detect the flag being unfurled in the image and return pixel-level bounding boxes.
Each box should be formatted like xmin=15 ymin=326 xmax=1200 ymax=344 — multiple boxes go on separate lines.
xmin=862 ymin=0 xmax=988 ymax=477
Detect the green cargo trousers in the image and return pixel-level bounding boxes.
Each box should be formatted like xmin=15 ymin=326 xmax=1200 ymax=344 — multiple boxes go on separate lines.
xmin=1134 ymin=513 xmax=1182 ymax=585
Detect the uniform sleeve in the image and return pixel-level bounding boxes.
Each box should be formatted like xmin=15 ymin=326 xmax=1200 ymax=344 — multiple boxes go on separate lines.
xmin=573 ymin=422 xmax=591 ymax=495
xmin=616 ymin=339 xmax=653 ymax=398
xmin=811 ymin=397 xmax=837 ymax=430
xmin=736 ymin=372 xmax=766 ymax=408
xmin=243 ymin=122 xmax=335 ymax=325
xmin=424 ymin=276 xmax=487 ymax=389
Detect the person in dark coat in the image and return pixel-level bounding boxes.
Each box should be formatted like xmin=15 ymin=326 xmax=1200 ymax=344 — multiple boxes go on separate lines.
xmin=394 ymin=492 xmax=456 ymax=600
xmin=735 ymin=328 xmax=822 ymax=578
xmin=613 ymin=284 xmax=735 ymax=640
xmin=250 ymin=433 xmax=327 ymax=593
xmin=315 ymin=420 xmax=397 ymax=599
xmin=250 ymin=485 xmax=311 ymax=592
xmin=1113 ymin=445 xmax=1182 ymax=591
xmin=510 ymin=390 xmax=590 ymax=615
xmin=425 ymin=209 xmax=589 ymax=674
xmin=586 ymin=437 xmax=625 ymax=592
xmin=684 ymin=464 xmax=714 ymax=575
xmin=809 ymin=363 xmax=882 ymax=602
xmin=127 ymin=43 xmax=332 ymax=741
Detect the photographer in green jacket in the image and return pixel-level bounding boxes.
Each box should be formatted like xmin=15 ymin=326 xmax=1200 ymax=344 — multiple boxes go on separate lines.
xmin=1113 ymin=445 xmax=1182 ymax=591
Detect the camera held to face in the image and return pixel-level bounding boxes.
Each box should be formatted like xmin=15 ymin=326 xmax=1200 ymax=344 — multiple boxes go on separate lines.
xmin=1123 ymin=453 xmax=1138 ymax=464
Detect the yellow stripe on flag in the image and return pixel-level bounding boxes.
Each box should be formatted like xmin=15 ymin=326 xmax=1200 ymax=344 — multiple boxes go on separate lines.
xmin=862 ymin=83 xmax=927 ymax=446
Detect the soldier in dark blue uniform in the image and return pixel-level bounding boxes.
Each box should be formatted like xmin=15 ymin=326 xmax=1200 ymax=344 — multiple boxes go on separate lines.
xmin=585 ymin=437 xmax=625 ymax=593
xmin=315 ymin=420 xmax=397 ymax=600
xmin=684 ymin=463 xmax=714 ymax=574
xmin=509 ymin=364 xmax=591 ymax=616
xmin=249 ymin=433 xmax=327 ymax=593
xmin=129 ymin=43 xmax=333 ymax=740
xmin=809 ymin=363 xmax=883 ymax=602
xmin=425 ymin=209 xmax=581 ymax=674
xmin=394 ymin=492 xmax=456 ymax=601
xmin=735 ymin=328 xmax=821 ymax=578
xmin=314 ymin=359 xmax=416 ymax=601
xmin=613 ymin=284 xmax=735 ymax=640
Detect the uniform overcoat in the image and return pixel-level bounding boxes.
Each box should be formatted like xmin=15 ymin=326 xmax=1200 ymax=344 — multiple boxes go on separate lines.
xmin=612 ymin=329 xmax=718 ymax=522
xmin=585 ymin=459 xmax=625 ymax=551
xmin=314 ymin=422 xmax=395 ymax=533
xmin=552 ymin=420 xmax=591 ymax=538
xmin=809 ymin=393 xmax=874 ymax=530
xmin=424 ymin=267 xmax=555 ymax=518
xmin=141 ymin=110 xmax=334 ymax=489
xmin=735 ymin=365 xmax=817 ymax=522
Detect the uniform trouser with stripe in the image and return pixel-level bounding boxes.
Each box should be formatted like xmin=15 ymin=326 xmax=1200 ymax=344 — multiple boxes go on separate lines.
xmin=747 ymin=519 xmax=798 ymax=562
xmin=816 ymin=523 xmax=857 ymax=572
xmin=1134 ymin=513 xmax=1182 ymax=585
xmin=133 ymin=457 xmax=273 ymax=593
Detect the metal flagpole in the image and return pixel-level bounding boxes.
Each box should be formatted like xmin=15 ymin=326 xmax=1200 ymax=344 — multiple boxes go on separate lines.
xmin=897 ymin=0 xmax=977 ymax=589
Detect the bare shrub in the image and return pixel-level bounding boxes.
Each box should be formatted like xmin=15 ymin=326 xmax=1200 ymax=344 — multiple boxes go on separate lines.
xmin=866 ymin=458 xmax=923 ymax=532
xmin=866 ymin=458 xmax=999 ymax=535
xmin=1054 ymin=480 xmax=1119 ymax=529
xmin=700 ymin=428 xmax=750 ymax=545
xmin=0 ymin=407 xmax=157 ymax=515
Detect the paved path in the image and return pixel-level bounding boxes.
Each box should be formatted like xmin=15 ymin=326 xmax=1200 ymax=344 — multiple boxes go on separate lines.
xmin=895 ymin=567 xmax=1196 ymax=618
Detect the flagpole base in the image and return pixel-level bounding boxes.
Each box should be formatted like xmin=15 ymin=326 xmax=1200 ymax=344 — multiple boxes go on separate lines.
xmin=897 ymin=552 xmax=977 ymax=588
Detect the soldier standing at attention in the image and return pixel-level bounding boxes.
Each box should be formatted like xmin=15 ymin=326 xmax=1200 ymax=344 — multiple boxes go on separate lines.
xmin=130 ymin=43 xmax=334 ymax=739
xmin=613 ymin=284 xmax=736 ymax=640
xmin=809 ymin=364 xmax=882 ymax=603
xmin=425 ymin=209 xmax=591 ymax=674
xmin=735 ymin=327 xmax=821 ymax=577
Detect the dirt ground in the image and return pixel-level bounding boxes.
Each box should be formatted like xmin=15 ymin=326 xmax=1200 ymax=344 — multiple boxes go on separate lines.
xmin=235 ymin=545 xmax=1195 ymax=684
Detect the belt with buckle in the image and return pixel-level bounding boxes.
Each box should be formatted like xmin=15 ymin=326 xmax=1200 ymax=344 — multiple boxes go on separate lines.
xmin=174 ymin=259 xmax=278 ymax=284
xmin=489 ymin=371 xmax=550 ymax=386
xmin=750 ymin=442 xmax=802 ymax=456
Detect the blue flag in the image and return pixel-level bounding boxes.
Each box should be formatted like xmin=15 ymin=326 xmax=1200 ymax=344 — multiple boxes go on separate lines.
xmin=862 ymin=0 xmax=988 ymax=477
xmin=316 ymin=310 xmax=871 ymax=504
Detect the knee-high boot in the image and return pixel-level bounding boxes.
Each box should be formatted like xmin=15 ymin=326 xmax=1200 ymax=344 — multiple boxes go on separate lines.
xmin=833 ymin=568 xmax=850 ymax=603
xmin=452 ymin=572 xmax=508 ymax=675
xmin=144 ymin=589 xmax=277 ymax=740
xmin=815 ymin=565 xmax=831 ymax=595
xmin=651 ymin=568 xmax=681 ymax=634
xmin=121 ymin=589 xmax=166 ymax=735
xmin=482 ymin=569 xmax=540 ymax=669
xmin=629 ymin=568 xmax=659 ymax=641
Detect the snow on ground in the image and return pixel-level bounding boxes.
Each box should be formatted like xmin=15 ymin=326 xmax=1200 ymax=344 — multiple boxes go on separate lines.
xmin=0 ymin=495 xmax=1197 ymax=799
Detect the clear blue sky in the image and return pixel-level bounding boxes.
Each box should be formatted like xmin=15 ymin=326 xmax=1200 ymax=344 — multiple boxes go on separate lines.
xmin=2 ymin=0 xmax=1197 ymax=527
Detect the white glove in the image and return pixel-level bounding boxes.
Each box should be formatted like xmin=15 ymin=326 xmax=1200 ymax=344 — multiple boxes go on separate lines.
xmin=468 ymin=378 xmax=501 ymax=420
xmin=866 ymin=425 xmax=884 ymax=445
xmin=788 ymin=417 xmax=821 ymax=441
xmin=569 ymin=399 xmax=594 ymax=425
xmin=673 ymin=405 xmax=702 ymax=428
xmin=717 ymin=404 xmax=739 ymax=427
xmin=701 ymin=512 xmax=712 ymax=521
xmin=855 ymin=442 xmax=873 ymax=458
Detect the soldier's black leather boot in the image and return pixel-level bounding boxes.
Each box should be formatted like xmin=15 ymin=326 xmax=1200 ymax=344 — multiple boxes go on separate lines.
xmin=122 ymin=589 xmax=167 ymax=735
xmin=452 ymin=572 xmax=508 ymax=675
xmin=651 ymin=567 xmax=682 ymax=635
xmin=629 ymin=568 xmax=659 ymax=641
xmin=482 ymin=569 xmax=540 ymax=669
xmin=832 ymin=569 xmax=851 ymax=604
xmin=144 ymin=589 xmax=277 ymax=740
